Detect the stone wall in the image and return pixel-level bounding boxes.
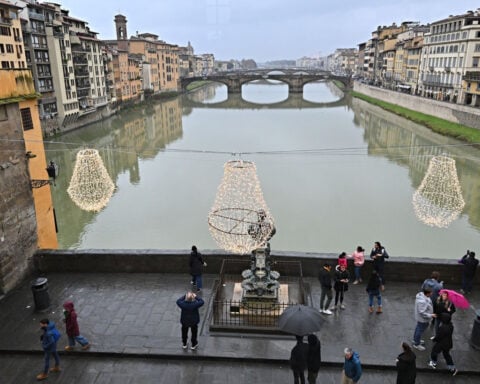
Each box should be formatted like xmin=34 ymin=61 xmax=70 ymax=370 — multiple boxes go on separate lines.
xmin=33 ymin=249 xmax=478 ymax=286
xmin=0 ymin=104 xmax=38 ymax=294
xmin=353 ymin=82 xmax=480 ymax=129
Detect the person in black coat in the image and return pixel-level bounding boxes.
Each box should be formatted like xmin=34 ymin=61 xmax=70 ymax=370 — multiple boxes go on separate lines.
xmin=396 ymin=342 xmax=416 ymax=384
xmin=290 ymin=335 xmax=309 ymax=384
xmin=428 ymin=313 xmax=457 ymax=376
xmin=306 ymin=334 xmax=321 ymax=384
xmin=189 ymin=245 xmax=206 ymax=291
xmin=333 ymin=264 xmax=349 ymax=310
xmin=176 ymin=291 xmax=204 ymax=350
xmin=460 ymin=250 xmax=479 ymax=294
xmin=370 ymin=241 xmax=389 ymax=286
xmin=318 ymin=264 xmax=333 ymax=314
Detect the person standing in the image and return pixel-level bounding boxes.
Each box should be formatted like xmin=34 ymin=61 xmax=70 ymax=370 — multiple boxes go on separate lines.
xmin=366 ymin=270 xmax=383 ymax=314
xmin=370 ymin=241 xmax=389 ymax=287
xmin=333 ymin=264 xmax=349 ymax=310
xmin=176 ymin=291 xmax=204 ymax=350
xmin=342 ymin=347 xmax=362 ymax=384
xmin=306 ymin=334 xmax=321 ymax=384
xmin=318 ymin=263 xmax=333 ymax=315
xmin=189 ymin=245 xmax=206 ymax=292
xmin=290 ymin=335 xmax=309 ymax=384
xmin=396 ymin=342 xmax=416 ymax=384
xmin=63 ymin=301 xmax=90 ymax=351
xmin=459 ymin=250 xmax=479 ymax=294
xmin=428 ymin=313 xmax=458 ymax=376
xmin=349 ymin=246 xmax=365 ymax=284
xmin=433 ymin=291 xmax=456 ymax=336
xmin=337 ymin=252 xmax=348 ymax=268
xmin=412 ymin=288 xmax=436 ymax=351
xmin=421 ymin=271 xmax=443 ymax=305
xmin=36 ymin=318 xmax=61 ymax=381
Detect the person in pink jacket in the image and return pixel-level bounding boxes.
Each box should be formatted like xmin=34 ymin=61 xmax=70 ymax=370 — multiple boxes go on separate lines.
xmin=349 ymin=246 xmax=365 ymax=284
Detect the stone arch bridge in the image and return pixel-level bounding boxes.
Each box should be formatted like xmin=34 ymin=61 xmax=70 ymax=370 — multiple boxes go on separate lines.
xmin=180 ymin=70 xmax=352 ymax=94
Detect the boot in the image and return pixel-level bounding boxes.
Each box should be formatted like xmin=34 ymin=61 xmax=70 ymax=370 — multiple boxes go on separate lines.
xmin=36 ymin=373 xmax=48 ymax=381
xmin=65 ymin=345 xmax=74 ymax=351
xmin=376 ymin=306 xmax=383 ymax=314
xmin=368 ymin=306 xmax=374 ymax=313
xmin=49 ymin=365 xmax=61 ymax=373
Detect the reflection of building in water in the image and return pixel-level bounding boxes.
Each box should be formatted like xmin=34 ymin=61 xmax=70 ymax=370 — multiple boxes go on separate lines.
xmin=352 ymin=97 xmax=480 ymax=229
xmin=187 ymin=84 xmax=221 ymax=103
xmin=48 ymin=98 xmax=183 ymax=247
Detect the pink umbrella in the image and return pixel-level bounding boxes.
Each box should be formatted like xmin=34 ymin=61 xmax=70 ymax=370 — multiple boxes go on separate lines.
xmin=439 ymin=289 xmax=470 ymax=309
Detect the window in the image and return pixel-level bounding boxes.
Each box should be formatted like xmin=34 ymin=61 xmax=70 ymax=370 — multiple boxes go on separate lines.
xmin=473 ymin=57 xmax=480 ymax=68
xmin=475 ymin=44 xmax=480 ymax=52
xmin=0 ymin=105 xmax=7 ymax=121
xmin=20 ymin=108 xmax=34 ymax=131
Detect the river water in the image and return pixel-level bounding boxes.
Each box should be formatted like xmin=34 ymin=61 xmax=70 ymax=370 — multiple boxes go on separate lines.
xmin=45 ymin=82 xmax=480 ymax=259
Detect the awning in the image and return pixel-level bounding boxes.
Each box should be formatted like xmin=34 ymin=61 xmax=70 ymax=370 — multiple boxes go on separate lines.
xmin=397 ymin=84 xmax=411 ymax=89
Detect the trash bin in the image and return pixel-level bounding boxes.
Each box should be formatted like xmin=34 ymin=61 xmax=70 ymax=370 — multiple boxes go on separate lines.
xmin=471 ymin=309 xmax=480 ymax=350
xmin=31 ymin=277 xmax=50 ymax=312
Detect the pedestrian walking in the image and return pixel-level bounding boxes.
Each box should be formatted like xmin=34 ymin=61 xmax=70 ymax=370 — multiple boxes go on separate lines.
xmin=412 ymin=288 xmax=436 ymax=351
xmin=428 ymin=313 xmax=458 ymax=376
xmin=349 ymin=246 xmax=365 ymax=284
xmin=306 ymin=334 xmax=321 ymax=384
xmin=366 ymin=270 xmax=382 ymax=314
xmin=333 ymin=264 xmax=349 ymax=310
xmin=432 ymin=291 xmax=456 ymax=336
xmin=342 ymin=347 xmax=362 ymax=384
xmin=62 ymin=301 xmax=90 ymax=351
xmin=396 ymin=342 xmax=416 ymax=384
xmin=189 ymin=245 xmax=206 ymax=292
xmin=370 ymin=241 xmax=389 ymax=288
xmin=318 ymin=263 xmax=333 ymax=315
xmin=459 ymin=250 xmax=478 ymax=294
xmin=36 ymin=318 xmax=61 ymax=381
xmin=290 ymin=335 xmax=309 ymax=384
xmin=176 ymin=291 xmax=204 ymax=350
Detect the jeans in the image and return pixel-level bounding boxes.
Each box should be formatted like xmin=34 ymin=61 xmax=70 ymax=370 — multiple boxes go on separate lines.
xmin=320 ymin=287 xmax=332 ymax=310
xmin=181 ymin=324 xmax=198 ymax=346
xmin=354 ymin=266 xmax=362 ymax=281
xmin=43 ymin=347 xmax=60 ymax=373
xmin=191 ymin=274 xmax=202 ymax=289
xmin=431 ymin=344 xmax=454 ymax=367
xmin=368 ymin=293 xmax=382 ymax=307
xmin=413 ymin=321 xmax=429 ymax=345
xmin=68 ymin=335 xmax=89 ymax=347
xmin=335 ymin=288 xmax=345 ymax=305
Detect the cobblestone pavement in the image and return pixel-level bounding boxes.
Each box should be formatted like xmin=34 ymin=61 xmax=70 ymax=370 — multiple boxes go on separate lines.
xmin=0 ymin=272 xmax=479 ymax=380
xmin=1 ymin=354 xmax=476 ymax=384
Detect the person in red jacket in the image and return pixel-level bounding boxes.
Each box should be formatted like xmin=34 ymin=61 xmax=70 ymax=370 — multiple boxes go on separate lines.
xmin=63 ymin=301 xmax=90 ymax=351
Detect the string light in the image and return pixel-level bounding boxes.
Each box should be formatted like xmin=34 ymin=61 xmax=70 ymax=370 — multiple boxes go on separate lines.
xmin=67 ymin=149 xmax=115 ymax=212
xmin=412 ymin=155 xmax=465 ymax=228
xmin=208 ymin=160 xmax=275 ymax=254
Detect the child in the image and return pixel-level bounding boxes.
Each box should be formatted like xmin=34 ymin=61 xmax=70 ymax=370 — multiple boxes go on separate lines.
xmin=337 ymin=252 xmax=348 ymax=268
xmin=37 ymin=318 xmax=61 ymax=381
xmin=63 ymin=301 xmax=90 ymax=351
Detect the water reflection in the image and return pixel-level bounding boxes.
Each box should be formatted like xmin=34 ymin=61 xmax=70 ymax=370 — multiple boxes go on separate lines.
xmin=46 ymin=98 xmax=183 ymax=248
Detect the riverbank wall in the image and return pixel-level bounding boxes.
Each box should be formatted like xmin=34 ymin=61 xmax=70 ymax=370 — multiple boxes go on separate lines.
xmin=353 ymin=82 xmax=480 ymax=129
xmin=33 ymin=249 xmax=478 ymax=285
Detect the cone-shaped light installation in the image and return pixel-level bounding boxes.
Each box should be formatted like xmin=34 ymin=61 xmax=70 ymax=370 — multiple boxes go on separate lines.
xmin=67 ymin=149 xmax=115 ymax=212
xmin=208 ymin=160 xmax=275 ymax=254
xmin=412 ymin=155 xmax=465 ymax=228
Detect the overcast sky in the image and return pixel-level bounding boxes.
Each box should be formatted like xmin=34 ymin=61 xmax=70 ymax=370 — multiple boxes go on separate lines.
xmin=52 ymin=0 xmax=477 ymax=62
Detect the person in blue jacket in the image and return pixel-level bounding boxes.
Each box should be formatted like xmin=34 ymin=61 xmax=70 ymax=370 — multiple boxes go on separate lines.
xmin=36 ymin=318 xmax=61 ymax=381
xmin=176 ymin=291 xmax=204 ymax=350
xmin=342 ymin=347 xmax=362 ymax=384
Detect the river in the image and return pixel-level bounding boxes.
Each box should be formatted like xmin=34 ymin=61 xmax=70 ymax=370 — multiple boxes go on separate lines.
xmin=45 ymin=82 xmax=480 ymax=259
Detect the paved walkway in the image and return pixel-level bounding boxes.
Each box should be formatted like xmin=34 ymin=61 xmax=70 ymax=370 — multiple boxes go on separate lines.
xmin=0 ymin=272 xmax=479 ymax=382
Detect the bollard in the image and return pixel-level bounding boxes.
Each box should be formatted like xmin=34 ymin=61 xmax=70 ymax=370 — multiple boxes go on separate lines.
xmin=31 ymin=277 xmax=50 ymax=312
xmin=471 ymin=309 xmax=480 ymax=350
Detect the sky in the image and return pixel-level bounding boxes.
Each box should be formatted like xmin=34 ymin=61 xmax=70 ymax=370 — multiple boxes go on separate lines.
xmin=48 ymin=0 xmax=477 ymax=62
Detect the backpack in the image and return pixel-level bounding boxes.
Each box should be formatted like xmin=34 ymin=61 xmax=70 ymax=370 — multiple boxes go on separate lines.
xmin=51 ymin=328 xmax=61 ymax=343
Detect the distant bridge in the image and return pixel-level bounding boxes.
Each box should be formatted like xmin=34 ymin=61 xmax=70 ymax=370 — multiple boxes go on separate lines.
xmin=180 ymin=69 xmax=352 ymax=94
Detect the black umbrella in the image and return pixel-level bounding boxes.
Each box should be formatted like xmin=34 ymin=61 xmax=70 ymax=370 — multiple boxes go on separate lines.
xmin=278 ymin=304 xmax=324 ymax=335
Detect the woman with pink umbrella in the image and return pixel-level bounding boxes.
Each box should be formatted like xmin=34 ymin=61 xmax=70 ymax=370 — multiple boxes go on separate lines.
xmin=433 ymin=291 xmax=456 ymax=336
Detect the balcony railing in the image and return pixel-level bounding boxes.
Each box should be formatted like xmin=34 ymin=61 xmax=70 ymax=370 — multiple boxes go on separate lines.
xmin=421 ymin=80 xmax=454 ymax=88
xmin=28 ymin=12 xmax=45 ymax=21
xmin=38 ymin=86 xmax=54 ymax=93
xmin=0 ymin=17 xmax=12 ymax=26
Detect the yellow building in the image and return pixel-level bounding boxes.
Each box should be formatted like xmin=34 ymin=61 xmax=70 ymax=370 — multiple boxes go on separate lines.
xmin=0 ymin=69 xmax=57 ymax=292
xmin=0 ymin=0 xmax=26 ymax=69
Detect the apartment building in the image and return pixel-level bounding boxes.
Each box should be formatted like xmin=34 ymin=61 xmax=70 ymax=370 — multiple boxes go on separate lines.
xmin=0 ymin=0 xmax=26 ymax=70
xmin=419 ymin=9 xmax=480 ymax=105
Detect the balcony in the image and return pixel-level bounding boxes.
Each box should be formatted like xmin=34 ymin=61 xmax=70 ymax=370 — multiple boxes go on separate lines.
xmin=444 ymin=66 xmax=451 ymax=73
xmin=38 ymin=86 xmax=54 ymax=93
xmin=463 ymin=71 xmax=480 ymax=82
xmin=32 ymin=43 xmax=48 ymax=49
xmin=28 ymin=11 xmax=45 ymax=21
xmin=421 ymin=80 xmax=454 ymax=88
xmin=0 ymin=17 xmax=12 ymax=26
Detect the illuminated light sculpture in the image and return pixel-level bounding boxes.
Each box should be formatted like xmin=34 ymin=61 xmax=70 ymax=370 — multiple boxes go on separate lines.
xmin=412 ymin=155 xmax=465 ymax=228
xmin=67 ymin=149 xmax=115 ymax=212
xmin=208 ymin=160 xmax=275 ymax=254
